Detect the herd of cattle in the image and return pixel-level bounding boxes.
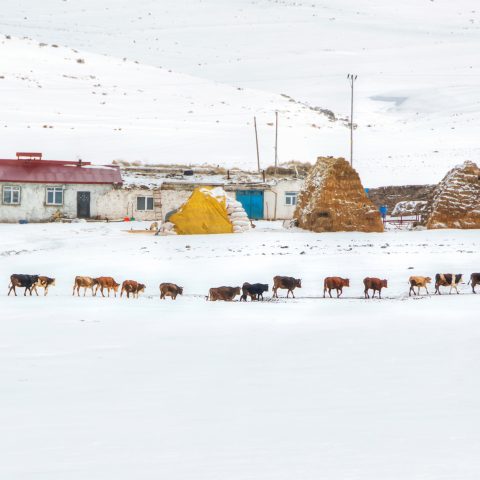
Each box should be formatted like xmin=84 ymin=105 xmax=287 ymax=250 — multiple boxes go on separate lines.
xmin=5 ymin=273 xmax=480 ymax=300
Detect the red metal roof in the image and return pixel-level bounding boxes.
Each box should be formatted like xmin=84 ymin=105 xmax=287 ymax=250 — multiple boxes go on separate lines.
xmin=0 ymin=158 xmax=122 ymax=185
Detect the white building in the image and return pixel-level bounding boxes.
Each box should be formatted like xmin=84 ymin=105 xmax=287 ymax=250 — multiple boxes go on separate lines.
xmin=0 ymin=153 xmax=122 ymax=223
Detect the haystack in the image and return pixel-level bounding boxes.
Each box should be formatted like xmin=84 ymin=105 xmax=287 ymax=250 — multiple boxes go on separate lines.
xmin=426 ymin=161 xmax=480 ymax=229
xmin=164 ymin=187 xmax=251 ymax=235
xmin=294 ymin=157 xmax=384 ymax=232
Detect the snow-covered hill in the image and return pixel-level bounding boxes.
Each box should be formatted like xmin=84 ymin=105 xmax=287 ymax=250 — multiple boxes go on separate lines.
xmin=0 ymin=36 xmax=338 ymax=172
xmin=1 ymin=0 xmax=480 ymax=186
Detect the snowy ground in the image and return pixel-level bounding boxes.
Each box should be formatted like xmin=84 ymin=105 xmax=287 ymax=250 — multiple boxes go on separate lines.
xmin=1 ymin=221 xmax=480 ymax=479
xmin=1 ymin=1 xmax=480 ymax=185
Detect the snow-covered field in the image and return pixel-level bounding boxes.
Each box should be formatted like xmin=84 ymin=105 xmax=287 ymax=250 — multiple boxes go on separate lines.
xmin=1 ymin=222 xmax=480 ymax=479
xmin=1 ymin=1 xmax=480 ymax=185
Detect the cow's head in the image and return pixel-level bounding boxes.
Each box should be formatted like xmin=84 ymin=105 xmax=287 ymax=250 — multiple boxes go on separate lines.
xmin=178 ymin=286 xmax=184 ymax=295
xmin=113 ymin=282 xmax=120 ymax=293
xmin=456 ymin=274 xmax=463 ymax=284
xmin=382 ymin=279 xmax=388 ymax=288
xmin=295 ymin=279 xmax=302 ymax=288
xmin=262 ymin=284 xmax=268 ymax=292
xmin=234 ymin=287 xmax=241 ymax=295
xmin=137 ymin=284 xmax=146 ymax=293
xmin=425 ymin=277 xmax=432 ymax=284
xmin=343 ymin=278 xmax=350 ymax=287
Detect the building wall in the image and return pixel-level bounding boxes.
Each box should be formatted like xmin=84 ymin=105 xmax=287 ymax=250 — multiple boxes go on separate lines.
xmin=0 ymin=182 xmax=114 ymax=222
xmin=264 ymin=179 xmax=304 ymax=220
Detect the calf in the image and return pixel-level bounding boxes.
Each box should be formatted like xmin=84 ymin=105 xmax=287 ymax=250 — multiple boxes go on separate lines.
xmin=468 ymin=273 xmax=480 ymax=294
xmin=72 ymin=276 xmax=98 ymax=296
xmin=8 ymin=274 xmax=40 ymax=296
xmin=160 ymin=283 xmax=183 ymax=300
xmin=208 ymin=286 xmax=241 ymax=301
xmin=94 ymin=277 xmax=120 ymax=298
xmin=121 ymin=280 xmax=146 ymax=299
xmin=240 ymin=282 xmax=269 ymax=301
xmin=434 ymin=273 xmax=463 ymax=295
xmin=408 ymin=276 xmax=431 ymax=296
xmin=323 ymin=277 xmax=350 ymax=298
xmin=34 ymin=276 xmax=56 ymax=296
xmin=363 ymin=277 xmax=388 ymax=299
xmin=272 ymin=276 xmax=301 ymax=298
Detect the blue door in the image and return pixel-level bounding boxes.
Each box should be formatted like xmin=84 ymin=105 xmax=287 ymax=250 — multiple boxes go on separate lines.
xmin=236 ymin=190 xmax=264 ymax=219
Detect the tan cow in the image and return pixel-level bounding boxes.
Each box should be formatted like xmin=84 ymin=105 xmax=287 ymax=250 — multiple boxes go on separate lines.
xmin=120 ymin=280 xmax=146 ymax=299
xmin=94 ymin=277 xmax=120 ymax=297
xmin=72 ymin=276 xmax=98 ymax=296
xmin=160 ymin=283 xmax=183 ymax=300
xmin=208 ymin=286 xmax=241 ymax=301
xmin=33 ymin=276 xmax=56 ymax=296
xmin=408 ymin=276 xmax=431 ymax=296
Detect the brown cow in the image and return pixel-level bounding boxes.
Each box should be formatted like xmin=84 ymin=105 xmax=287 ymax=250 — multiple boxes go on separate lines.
xmin=72 ymin=276 xmax=98 ymax=296
xmin=408 ymin=276 xmax=431 ymax=296
xmin=160 ymin=283 xmax=183 ymax=300
xmin=208 ymin=286 xmax=241 ymax=301
xmin=272 ymin=276 xmax=301 ymax=298
xmin=120 ymin=280 xmax=146 ymax=299
xmin=94 ymin=277 xmax=120 ymax=297
xmin=323 ymin=277 xmax=350 ymax=298
xmin=363 ymin=277 xmax=388 ymax=299
xmin=33 ymin=276 xmax=56 ymax=296
xmin=469 ymin=273 xmax=480 ymax=294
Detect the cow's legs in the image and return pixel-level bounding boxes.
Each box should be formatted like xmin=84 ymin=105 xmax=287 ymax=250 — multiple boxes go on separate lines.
xmin=337 ymin=288 xmax=342 ymax=298
xmin=7 ymin=284 xmax=16 ymax=296
xmin=378 ymin=289 xmax=382 ymax=299
xmin=272 ymin=287 xmax=277 ymax=298
xmin=329 ymin=288 xmax=333 ymax=298
xmin=364 ymin=288 xmax=369 ymax=299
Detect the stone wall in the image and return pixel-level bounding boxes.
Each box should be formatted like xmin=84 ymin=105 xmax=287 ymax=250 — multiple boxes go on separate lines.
xmin=366 ymin=184 xmax=435 ymax=214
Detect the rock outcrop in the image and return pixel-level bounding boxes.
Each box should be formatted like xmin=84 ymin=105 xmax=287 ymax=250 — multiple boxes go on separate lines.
xmin=294 ymin=156 xmax=384 ymax=232
xmin=426 ymin=161 xmax=480 ymax=229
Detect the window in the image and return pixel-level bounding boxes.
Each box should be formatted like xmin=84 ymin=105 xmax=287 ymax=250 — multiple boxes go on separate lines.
xmin=3 ymin=186 xmax=21 ymax=205
xmin=46 ymin=187 xmax=64 ymax=205
xmin=137 ymin=196 xmax=154 ymax=211
xmin=285 ymin=191 xmax=298 ymax=206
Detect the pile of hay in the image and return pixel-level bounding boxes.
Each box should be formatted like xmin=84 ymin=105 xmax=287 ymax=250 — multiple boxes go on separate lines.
xmin=426 ymin=161 xmax=480 ymax=229
xmin=294 ymin=156 xmax=384 ymax=232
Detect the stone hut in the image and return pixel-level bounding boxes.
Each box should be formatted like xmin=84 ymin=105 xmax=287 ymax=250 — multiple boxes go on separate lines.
xmin=294 ymin=156 xmax=384 ymax=232
xmin=426 ymin=161 xmax=480 ymax=229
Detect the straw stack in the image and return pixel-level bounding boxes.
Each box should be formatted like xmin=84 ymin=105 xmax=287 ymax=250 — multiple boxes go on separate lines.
xmin=426 ymin=161 xmax=480 ymax=229
xmin=294 ymin=156 xmax=384 ymax=233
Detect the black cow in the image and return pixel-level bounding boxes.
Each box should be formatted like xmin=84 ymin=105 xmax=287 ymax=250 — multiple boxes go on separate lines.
xmin=434 ymin=273 xmax=463 ymax=295
xmin=468 ymin=273 xmax=480 ymax=294
xmin=8 ymin=274 xmax=40 ymax=296
xmin=240 ymin=282 xmax=269 ymax=301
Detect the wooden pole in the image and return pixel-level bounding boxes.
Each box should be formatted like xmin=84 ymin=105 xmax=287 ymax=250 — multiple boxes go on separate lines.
xmin=254 ymin=116 xmax=260 ymax=173
xmin=347 ymin=74 xmax=357 ymax=167
xmin=274 ymin=111 xmax=278 ymax=175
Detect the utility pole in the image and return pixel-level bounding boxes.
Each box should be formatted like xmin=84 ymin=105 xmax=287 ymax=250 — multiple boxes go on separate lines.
xmin=254 ymin=116 xmax=261 ymax=173
xmin=347 ymin=74 xmax=357 ymax=167
xmin=274 ymin=110 xmax=278 ymax=175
